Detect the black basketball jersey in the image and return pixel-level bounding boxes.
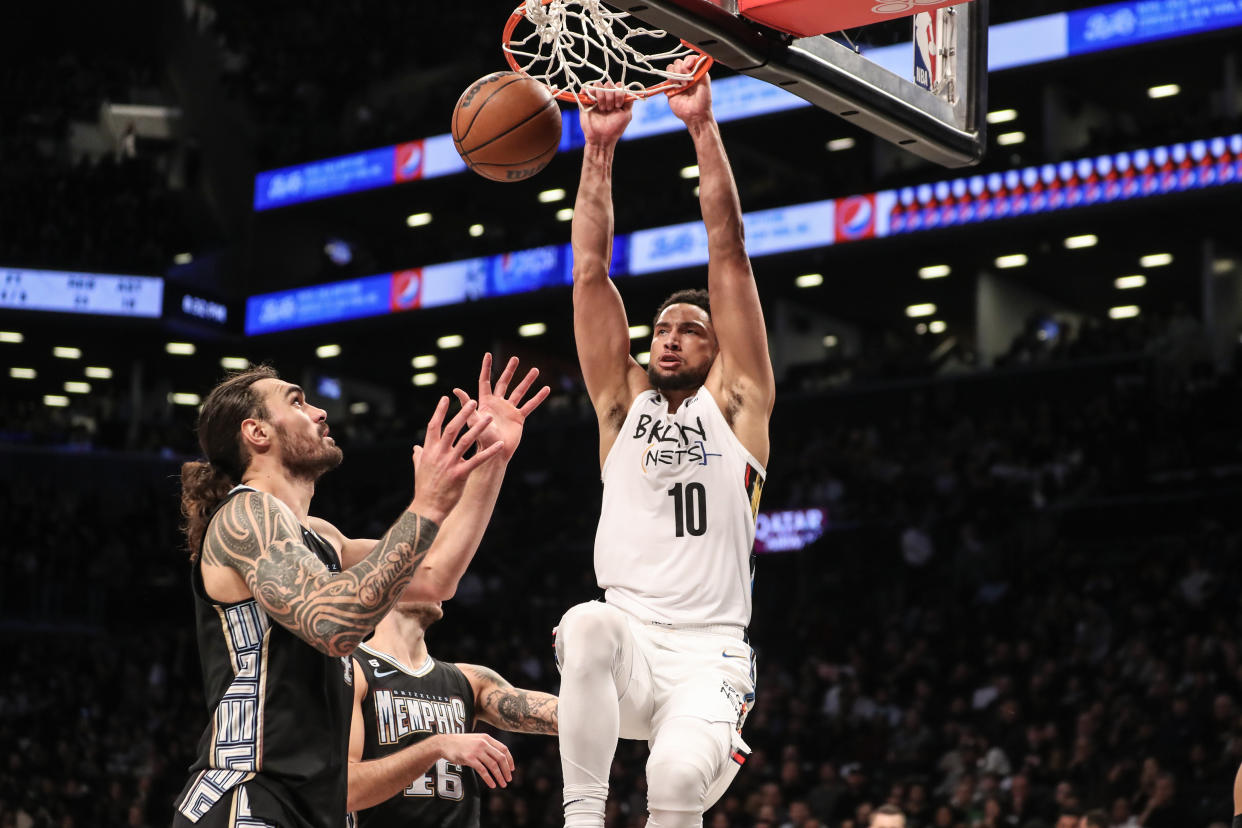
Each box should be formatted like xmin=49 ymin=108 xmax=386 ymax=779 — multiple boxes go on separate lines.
xmin=175 ymin=486 xmax=354 ymax=828
xmin=353 ymin=645 xmax=480 ymax=828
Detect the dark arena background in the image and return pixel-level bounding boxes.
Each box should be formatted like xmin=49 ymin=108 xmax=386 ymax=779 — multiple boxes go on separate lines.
xmin=4 ymin=1 xmax=1242 ymax=826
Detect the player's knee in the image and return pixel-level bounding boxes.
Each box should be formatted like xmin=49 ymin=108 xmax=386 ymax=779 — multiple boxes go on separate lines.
xmin=558 ymin=602 xmax=626 ymax=670
xmin=646 ymin=755 xmax=712 ymax=813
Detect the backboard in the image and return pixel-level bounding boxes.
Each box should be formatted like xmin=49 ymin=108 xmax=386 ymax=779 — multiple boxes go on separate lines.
xmin=608 ymin=0 xmax=989 ymax=167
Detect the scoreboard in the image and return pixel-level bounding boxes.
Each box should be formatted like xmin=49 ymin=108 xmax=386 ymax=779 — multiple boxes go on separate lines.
xmin=0 ymin=268 xmax=163 ymax=319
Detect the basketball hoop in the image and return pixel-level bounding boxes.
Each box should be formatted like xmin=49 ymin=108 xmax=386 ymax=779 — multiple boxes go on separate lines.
xmin=502 ymin=0 xmax=714 ymax=105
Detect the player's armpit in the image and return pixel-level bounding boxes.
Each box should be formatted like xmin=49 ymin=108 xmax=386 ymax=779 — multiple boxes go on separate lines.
xmin=459 ymin=663 xmax=559 ymax=735
xmin=203 ymin=491 xmax=439 ymax=658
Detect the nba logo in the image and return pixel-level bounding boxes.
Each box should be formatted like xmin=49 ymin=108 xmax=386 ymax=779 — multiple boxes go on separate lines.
xmin=390 ymin=269 xmax=423 ymax=311
xmin=913 ymin=12 xmax=938 ymax=93
xmin=395 ymin=141 xmax=425 ymax=182
xmin=835 ymin=195 xmax=877 ymax=241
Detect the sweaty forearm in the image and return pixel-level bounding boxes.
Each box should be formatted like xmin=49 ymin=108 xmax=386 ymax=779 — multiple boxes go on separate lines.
xmin=687 ymin=118 xmax=745 ymax=253
xmin=572 ymin=143 xmax=617 ymax=275
xmin=402 ymin=455 xmax=506 ymax=601
xmin=348 ymin=735 xmax=444 ymax=812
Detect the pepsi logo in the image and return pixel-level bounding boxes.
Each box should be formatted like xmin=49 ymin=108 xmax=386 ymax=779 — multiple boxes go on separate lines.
xmin=836 ymin=195 xmax=877 ymax=240
xmin=395 ymin=141 xmax=425 ymax=181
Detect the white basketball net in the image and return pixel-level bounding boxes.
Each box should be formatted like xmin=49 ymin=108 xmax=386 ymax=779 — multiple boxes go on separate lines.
xmin=503 ymin=0 xmax=711 ymax=103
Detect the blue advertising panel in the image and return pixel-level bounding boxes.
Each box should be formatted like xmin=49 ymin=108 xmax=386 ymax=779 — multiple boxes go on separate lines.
xmin=1067 ymin=0 xmax=1242 ymax=55
xmin=245 ymin=273 xmax=393 ymax=335
xmin=245 ymin=133 xmax=1242 ymax=335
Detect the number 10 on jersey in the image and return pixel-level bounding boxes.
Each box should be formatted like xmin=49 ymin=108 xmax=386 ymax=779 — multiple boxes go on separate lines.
xmin=668 ymin=482 xmax=707 ymax=537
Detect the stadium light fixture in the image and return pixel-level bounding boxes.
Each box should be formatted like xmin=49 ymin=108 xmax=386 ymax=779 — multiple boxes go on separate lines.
xmin=929 ymin=320 xmax=947 ymax=334
xmin=1140 ymin=253 xmax=1173 ymax=268
xmin=174 ymin=252 xmax=193 ymax=265
xmin=53 ymin=346 xmax=81 ymax=359
xmin=556 ymin=208 xmax=574 ymax=222
xmin=412 ymin=372 xmax=437 ymax=386
xmin=316 ymin=344 xmax=341 ymax=359
xmin=1064 ymin=234 xmax=1098 ymax=249
xmin=995 ymin=254 xmax=1029 ymax=269
xmin=986 ymin=109 xmax=1018 ymax=124
xmin=64 ymin=381 xmax=90 ymax=394
xmin=518 ymin=322 xmax=547 ymax=337
xmin=1109 ymin=305 xmax=1141 ymax=319
xmin=636 ymin=352 xmax=651 ymax=365
xmin=0 ymin=331 xmax=23 ymax=343
xmin=412 ymin=354 xmax=438 ymax=369
xmin=919 ymin=265 xmax=951 ymax=279
xmin=10 ymin=367 xmax=36 ymax=379
xmin=823 ymin=335 xmax=838 ymax=348
xmin=349 ymin=401 xmax=370 ymax=415
xmin=1147 ymin=83 xmax=1180 ymax=99
xmin=1115 ymin=275 xmax=1147 ymax=289
xmin=538 ymin=188 xmax=566 ymax=203
xmin=166 ymin=342 xmax=196 ymax=356
xmin=220 ymin=357 xmax=250 ymax=370
xmin=170 ymin=392 xmax=202 ymax=406
xmin=628 ymin=325 xmax=650 ymax=339
xmin=826 ymin=138 xmax=855 ymax=152
xmin=468 ymin=224 xmax=484 ymax=238
xmin=795 ymin=273 xmax=824 ymax=288
xmin=436 ymin=334 xmax=464 ymax=349
xmin=84 ymin=366 xmax=112 ymax=379
xmin=997 ymin=131 xmax=1026 ymax=146
xmin=906 ymin=303 xmax=936 ymax=318
xmin=44 ymin=395 xmax=69 ymax=408
xmin=679 ymin=165 xmax=700 ymax=179
xmin=406 ymin=212 xmax=433 ymax=228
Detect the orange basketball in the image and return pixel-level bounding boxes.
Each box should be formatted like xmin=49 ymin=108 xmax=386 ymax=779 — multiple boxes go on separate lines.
xmin=452 ymin=72 xmax=562 ymax=183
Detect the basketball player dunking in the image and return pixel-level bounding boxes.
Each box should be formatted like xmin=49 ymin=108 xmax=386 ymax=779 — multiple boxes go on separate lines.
xmin=174 ymin=354 xmax=547 ymax=828
xmin=557 ymin=59 xmax=776 ymax=828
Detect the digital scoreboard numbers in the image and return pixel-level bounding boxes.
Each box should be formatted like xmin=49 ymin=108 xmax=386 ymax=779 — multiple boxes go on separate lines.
xmin=0 ymin=269 xmax=163 ymax=318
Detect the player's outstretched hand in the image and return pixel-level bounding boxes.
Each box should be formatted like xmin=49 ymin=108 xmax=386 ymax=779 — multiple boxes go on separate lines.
xmin=666 ymin=55 xmax=713 ymax=125
xmin=435 ymin=733 xmax=515 ymax=789
xmin=452 ymin=353 xmax=551 ymax=460
xmin=409 ymin=396 xmax=504 ymax=524
xmin=580 ymin=82 xmax=633 ymax=147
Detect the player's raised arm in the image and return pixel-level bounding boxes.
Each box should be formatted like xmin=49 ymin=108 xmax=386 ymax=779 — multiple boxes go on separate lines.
xmin=667 ymin=60 xmax=776 ymax=445
xmin=572 ymin=87 xmax=650 ymax=456
xmin=203 ymin=398 xmax=502 ymax=658
xmin=322 ymin=354 xmax=550 ymax=601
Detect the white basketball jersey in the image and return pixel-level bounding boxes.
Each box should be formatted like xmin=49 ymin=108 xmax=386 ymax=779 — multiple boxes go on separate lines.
xmin=595 ymin=387 xmax=766 ymax=628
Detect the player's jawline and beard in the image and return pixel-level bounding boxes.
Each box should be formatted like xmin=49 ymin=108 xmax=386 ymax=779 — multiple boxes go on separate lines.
xmin=648 ymin=362 xmax=710 ymax=392
xmin=277 ymin=421 xmax=344 ymax=482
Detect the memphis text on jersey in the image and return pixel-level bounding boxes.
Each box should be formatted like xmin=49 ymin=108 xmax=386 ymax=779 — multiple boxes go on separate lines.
xmin=373 ymin=688 xmax=468 ymax=745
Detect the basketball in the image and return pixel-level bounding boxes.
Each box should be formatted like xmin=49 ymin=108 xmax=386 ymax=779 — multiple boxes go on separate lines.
xmin=452 ymin=71 xmax=562 ymax=183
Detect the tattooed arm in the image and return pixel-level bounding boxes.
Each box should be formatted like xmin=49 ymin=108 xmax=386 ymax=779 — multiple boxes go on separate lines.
xmin=200 ymin=395 xmax=502 ymax=657
xmin=203 ymin=491 xmax=439 ymax=657
xmin=458 ymin=663 xmax=559 ymax=734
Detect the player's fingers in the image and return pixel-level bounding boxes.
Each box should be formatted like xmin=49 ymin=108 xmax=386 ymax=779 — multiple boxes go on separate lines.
xmin=518 ymin=385 xmax=552 ymax=417
xmin=478 ymin=750 xmax=507 ymax=788
xmin=467 ymin=756 xmax=497 ymax=789
xmin=477 ymin=352 xmax=493 ymax=399
xmin=508 ymin=366 xmax=539 ymax=404
xmin=495 ymin=741 xmax=516 ymax=773
xmin=455 ymin=414 xmax=494 ymax=456
xmin=424 ymin=396 xmax=449 ymax=442
xmin=441 ymin=399 xmax=476 ymax=445
xmin=451 ymin=388 xmax=475 ymax=415
xmin=462 ymin=439 xmax=505 ymax=471
xmin=492 ymin=745 xmax=514 ymax=782
xmin=494 ymin=355 xmax=518 ymax=399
